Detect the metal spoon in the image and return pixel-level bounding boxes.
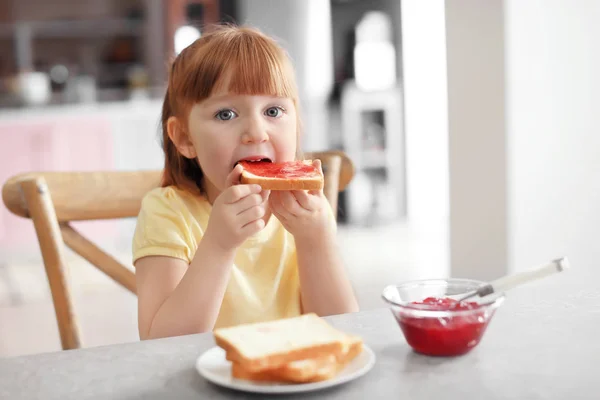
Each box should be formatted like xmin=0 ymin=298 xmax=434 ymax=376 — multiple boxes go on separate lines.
xmin=456 ymin=257 xmax=570 ymax=302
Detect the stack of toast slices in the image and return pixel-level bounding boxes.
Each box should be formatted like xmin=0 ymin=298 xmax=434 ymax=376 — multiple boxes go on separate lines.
xmin=213 ymin=313 xmax=363 ymax=384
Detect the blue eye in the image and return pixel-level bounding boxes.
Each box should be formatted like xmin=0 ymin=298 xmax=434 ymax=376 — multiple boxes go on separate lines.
xmin=215 ymin=109 xmax=237 ymax=121
xmin=265 ymin=106 xmax=284 ymax=118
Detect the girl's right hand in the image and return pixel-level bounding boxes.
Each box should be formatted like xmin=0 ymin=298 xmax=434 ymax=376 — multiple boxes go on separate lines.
xmin=204 ymin=164 xmax=269 ymax=252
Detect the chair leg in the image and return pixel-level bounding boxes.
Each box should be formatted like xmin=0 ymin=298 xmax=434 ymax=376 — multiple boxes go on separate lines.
xmin=20 ymin=178 xmax=81 ymax=350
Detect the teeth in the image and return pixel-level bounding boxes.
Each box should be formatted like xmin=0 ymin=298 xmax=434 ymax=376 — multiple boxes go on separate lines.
xmin=244 ymin=159 xmax=271 ymax=163
xmin=234 ymin=158 xmax=272 ymax=168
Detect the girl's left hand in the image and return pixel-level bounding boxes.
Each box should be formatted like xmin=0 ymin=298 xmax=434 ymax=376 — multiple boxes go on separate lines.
xmin=268 ymin=160 xmax=332 ymax=242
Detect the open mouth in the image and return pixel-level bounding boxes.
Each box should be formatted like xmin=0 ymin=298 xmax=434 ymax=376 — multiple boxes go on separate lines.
xmin=234 ymin=157 xmax=272 ymax=169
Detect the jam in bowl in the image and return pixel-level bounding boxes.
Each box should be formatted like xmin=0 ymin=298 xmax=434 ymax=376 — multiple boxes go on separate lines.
xmin=382 ymin=279 xmax=505 ymax=356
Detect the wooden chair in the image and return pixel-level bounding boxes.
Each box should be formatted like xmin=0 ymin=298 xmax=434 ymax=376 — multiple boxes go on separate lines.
xmin=1 ymin=150 xmax=354 ymax=350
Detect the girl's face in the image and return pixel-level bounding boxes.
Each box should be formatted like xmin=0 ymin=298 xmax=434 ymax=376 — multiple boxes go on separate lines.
xmin=186 ymin=92 xmax=297 ymax=201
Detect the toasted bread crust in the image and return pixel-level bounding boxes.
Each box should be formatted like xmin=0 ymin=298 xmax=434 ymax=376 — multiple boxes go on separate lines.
xmin=239 ymin=160 xmax=324 ymax=191
xmin=239 ymin=175 xmax=324 ymax=190
xmin=338 ymin=339 xmax=363 ymax=363
xmin=276 ymin=355 xmax=337 ymax=382
xmin=230 ymin=338 xmax=364 ymax=383
xmin=214 ymin=333 xmax=346 ymax=373
xmin=231 ymin=363 xmax=281 ymax=382
xmin=231 ymin=358 xmax=339 ymax=383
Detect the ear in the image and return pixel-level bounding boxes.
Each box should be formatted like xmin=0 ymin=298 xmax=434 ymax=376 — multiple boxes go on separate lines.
xmin=167 ymin=116 xmax=197 ymax=159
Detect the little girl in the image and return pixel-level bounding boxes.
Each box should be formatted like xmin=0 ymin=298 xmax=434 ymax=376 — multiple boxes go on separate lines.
xmin=132 ymin=25 xmax=359 ymax=340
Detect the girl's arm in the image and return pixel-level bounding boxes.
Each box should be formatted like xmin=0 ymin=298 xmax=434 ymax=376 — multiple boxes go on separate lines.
xmin=294 ymin=230 xmax=359 ymax=316
xmin=268 ymin=160 xmax=359 ymax=316
xmin=136 ymin=166 xmax=269 ymax=339
xmin=135 ymin=234 xmax=236 ymax=339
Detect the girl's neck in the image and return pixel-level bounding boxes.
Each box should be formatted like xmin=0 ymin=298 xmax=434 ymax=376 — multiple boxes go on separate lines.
xmin=202 ymin=179 xmax=220 ymax=205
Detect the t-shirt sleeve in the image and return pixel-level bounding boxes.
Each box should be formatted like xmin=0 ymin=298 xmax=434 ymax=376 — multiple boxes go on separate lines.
xmin=132 ymin=188 xmax=197 ymax=265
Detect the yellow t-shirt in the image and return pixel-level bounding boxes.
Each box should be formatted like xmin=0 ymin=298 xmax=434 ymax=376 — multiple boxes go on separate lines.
xmin=132 ymin=186 xmax=301 ymax=329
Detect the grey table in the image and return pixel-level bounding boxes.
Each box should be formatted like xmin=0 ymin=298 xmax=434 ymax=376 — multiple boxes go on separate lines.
xmin=1 ymin=269 xmax=598 ymax=400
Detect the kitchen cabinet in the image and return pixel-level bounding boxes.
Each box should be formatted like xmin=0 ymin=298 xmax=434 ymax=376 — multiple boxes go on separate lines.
xmin=340 ymin=81 xmax=405 ymax=225
xmin=0 ymin=115 xmax=115 ymax=253
xmin=0 ymin=99 xmax=163 ymax=260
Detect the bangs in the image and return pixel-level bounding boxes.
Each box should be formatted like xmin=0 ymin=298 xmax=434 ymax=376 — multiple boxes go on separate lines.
xmin=213 ymin=34 xmax=297 ymax=98
xmin=171 ymin=27 xmax=298 ymax=112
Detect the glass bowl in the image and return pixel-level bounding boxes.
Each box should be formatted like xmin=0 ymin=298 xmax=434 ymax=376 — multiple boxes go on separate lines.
xmin=382 ymin=279 xmax=505 ymax=356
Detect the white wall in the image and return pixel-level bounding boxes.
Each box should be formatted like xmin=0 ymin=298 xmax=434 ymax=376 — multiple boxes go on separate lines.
xmin=400 ymin=0 xmax=449 ymax=228
xmin=505 ymin=0 xmax=600 ymax=273
xmin=446 ymin=0 xmax=508 ymax=280
xmin=446 ymin=0 xmax=600 ymax=278
xmin=399 ymin=0 xmax=450 ymax=277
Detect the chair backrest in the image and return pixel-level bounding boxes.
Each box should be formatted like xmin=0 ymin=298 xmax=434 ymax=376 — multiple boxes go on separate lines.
xmin=1 ymin=150 xmax=354 ymax=350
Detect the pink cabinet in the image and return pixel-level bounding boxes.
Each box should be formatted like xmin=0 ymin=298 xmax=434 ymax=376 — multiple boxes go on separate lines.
xmin=0 ymin=115 xmax=115 ymax=253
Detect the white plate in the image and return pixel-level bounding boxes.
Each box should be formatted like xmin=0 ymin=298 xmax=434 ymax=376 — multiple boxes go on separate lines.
xmin=195 ymin=345 xmax=376 ymax=394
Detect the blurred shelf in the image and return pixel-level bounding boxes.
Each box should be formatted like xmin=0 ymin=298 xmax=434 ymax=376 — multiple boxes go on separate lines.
xmin=359 ymin=149 xmax=388 ymax=169
xmin=0 ymin=19 xmax=143 ymax=39
xmin=0 ymin=86 xmax=166 ymax=112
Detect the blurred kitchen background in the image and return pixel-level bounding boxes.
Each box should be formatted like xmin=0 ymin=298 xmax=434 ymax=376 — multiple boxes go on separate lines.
xmin=1 ymin=0 xmax=599 ymax=357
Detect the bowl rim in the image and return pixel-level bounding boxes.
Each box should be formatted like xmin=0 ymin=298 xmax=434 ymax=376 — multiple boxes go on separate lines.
xmin=381 ymin=278 xmax=506 ymax=318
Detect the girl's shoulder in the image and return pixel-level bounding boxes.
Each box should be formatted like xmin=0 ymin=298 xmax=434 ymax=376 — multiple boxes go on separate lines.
xmin=138 ymin=186 xmax=212 ymax=231
xmin=134 ymin=186 xmax=208 ymax=264
xmin=141 ymin=185 xmax=208 ymax=212
xmin=142 ymin=185 xmax=191 ymax=201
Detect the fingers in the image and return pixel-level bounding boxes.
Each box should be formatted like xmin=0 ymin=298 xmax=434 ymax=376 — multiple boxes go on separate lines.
xmin=269 ymin=195 xmax=290 ymax=223
xmin=240 ymin=218 xmax=265 ymax=237
xmin=222 ymin=165 xmax=268 ymax=204
xmin=225 ymin=164 xmax=244 ymax=188
xmin=270 ymin=206 xmax=286 ymax=223
xmin=232 ymin=192 xmax=266 ymax=215
xmin=235 ymin=189 xmax=269 ymax=224
xmin=238 ymin=203 xmax=267 ymax=226
xmin=230 ymin=188 xmax=270 ymax=231
xmin=269 ymin=191 xmax=295 ymax=220
xmin=270 ymin=189 xmax=325 ymax=224
xmin=261 ymin=189 xmax=271 ymax=203
xmin=279 ymin=191 xmax=301 ymax=214
xmin=238 ymin=192 xmax=269 ymax=235
xmin=292 ymin=190 xmax=312 ymax=210
xmin=279 ymin=190 xmax=318 ymax=212
xmin=313 ymin=158 xmax=322 ymax=173
xmin=222 ymin=184 xmax=262 ymax=204
xmin=310 ymin=159 xmax=324 ymax=196
xmin=268 ymin=192 xmax=283 ymax=218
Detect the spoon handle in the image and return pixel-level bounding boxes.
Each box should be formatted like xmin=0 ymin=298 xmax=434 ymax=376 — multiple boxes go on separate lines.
xmin=489 ymin=257 xmax=569 ymax=294
xmin=457 ymin=257 xmax=570 ymax=302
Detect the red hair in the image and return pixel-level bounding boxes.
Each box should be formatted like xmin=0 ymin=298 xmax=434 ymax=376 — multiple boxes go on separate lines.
xmin=161 ymin=25 xmax=301 ymax=193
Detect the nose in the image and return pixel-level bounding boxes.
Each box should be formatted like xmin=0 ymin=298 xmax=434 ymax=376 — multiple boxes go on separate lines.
xmin=241 ymin=116 xmax=269 ymax=144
